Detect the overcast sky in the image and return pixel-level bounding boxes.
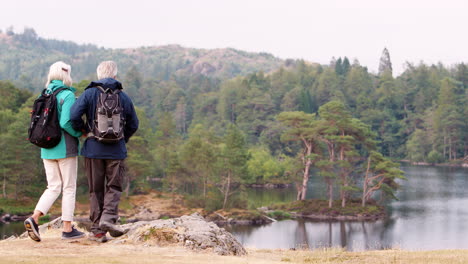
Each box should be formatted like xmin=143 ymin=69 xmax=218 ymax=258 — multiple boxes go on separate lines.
xmin=2 ymin=0 xmax=467 ymax=75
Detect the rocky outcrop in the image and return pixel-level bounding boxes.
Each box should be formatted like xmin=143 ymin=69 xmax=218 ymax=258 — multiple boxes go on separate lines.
xmin=116 ymin=213 xmax=246 ymax=255
xmin=16 ymin=213 xmax=246 ymax=256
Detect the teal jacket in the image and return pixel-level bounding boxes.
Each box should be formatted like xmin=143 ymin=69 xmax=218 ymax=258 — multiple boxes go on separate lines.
xmin=41 ymin=80 xmax=82 ymax=159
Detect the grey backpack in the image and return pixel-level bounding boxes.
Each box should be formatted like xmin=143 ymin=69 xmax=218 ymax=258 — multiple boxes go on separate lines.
xmin=92 ymin=86 xmax=125 ymax=144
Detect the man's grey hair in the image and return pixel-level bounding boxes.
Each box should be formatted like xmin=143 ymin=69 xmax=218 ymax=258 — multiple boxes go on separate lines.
xmin=46 ymin=61 xmax=72 ymax=88
xmin=97 ymin=61 xmax=118 ymax=80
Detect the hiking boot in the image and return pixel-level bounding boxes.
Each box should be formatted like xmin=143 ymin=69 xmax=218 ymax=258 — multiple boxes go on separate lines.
xmin=62 ymin=226 xmax=85 ymax=240
xmin=99 ymin=221 xmax=126 ymax=237
xmin=88 ymin=232 xmax=108 ymax=243
xmin=24 ymin=217 xmax=41 ymax=242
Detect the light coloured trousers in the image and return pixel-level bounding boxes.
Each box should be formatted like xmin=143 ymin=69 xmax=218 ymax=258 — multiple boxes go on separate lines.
xmin=35 ymin=157 xmax=78 ymax=221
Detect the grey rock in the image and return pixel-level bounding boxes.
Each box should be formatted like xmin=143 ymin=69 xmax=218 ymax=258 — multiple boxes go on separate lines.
xmin=115 ymin=213 xmax=246 ymax=255
xmin=14 ymin=214 xmax=246 ymax=256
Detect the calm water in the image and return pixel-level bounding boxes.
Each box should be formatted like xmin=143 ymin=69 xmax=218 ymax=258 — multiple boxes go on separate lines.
xmin=0 ymin=221 xmax=25 ymax=239
xmin=226 ymin=165 xmax=468 ymax=251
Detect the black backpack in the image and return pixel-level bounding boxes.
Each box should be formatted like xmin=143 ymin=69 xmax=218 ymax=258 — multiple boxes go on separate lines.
xmin=28 ymin=88 xmax=67 ymax=148
xmin=92 ymin=86 xmax=124 ymax=144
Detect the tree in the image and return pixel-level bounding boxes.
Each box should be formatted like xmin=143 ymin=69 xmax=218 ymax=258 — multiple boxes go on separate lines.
xmin=125 ymin=108 xmax=156 ymax=196
xmin=174 ymin=97 xmax=188 ymax=135
xmin=0 ymin=110 xmax=17 ymax=198
xmin=218 ymin=124 xmax=249 ymax=209
xmin=246 ymin=147 xmax=284 ymax=184
xmin=378 ymin=47 xmax=393 ymax=76
xmin=152 ymin=112 xmax=180 ymax=179
xmin=164 ymin=151 xmax=184 ymax=202
xmin=314 ymin=68 xmax=343 ymax=106
xmin=406 ymin=129 xmax=431 ymax=162
xmin=179 ymin=124 xmax=218 ymax=199
xmin=362 ymin=151 xmax=405 ymax=206
xmin=4 ymin=107 xmax=42 ymax=199
xmin=278 ymin=111 xmax=319 ymax=200
xmin=315 ymin=101 xmax=376 ymax=207
xmin=123 ymin=65 xmax=144 ymax=105
xmin=434 ymin=78 xmax=466 ymax=161
xmin=342 ymin=57 xmax=351 ymax=75
xmin=343 ymin=66 xmax=373 ymax=110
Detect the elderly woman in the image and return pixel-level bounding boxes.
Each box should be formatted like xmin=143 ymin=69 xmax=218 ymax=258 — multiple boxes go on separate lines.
xmin=24 ymin=61 xmax=85 ymax=241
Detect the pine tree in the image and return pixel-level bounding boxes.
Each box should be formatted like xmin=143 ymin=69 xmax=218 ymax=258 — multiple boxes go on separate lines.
xmin=277 ymin=111 xmax=319 ymax=200
xmin=218 ymin=124 xmax=249 ymax=209
xmin=378 ymin=47 xmax=393 ymax=76
xmin=342 ymin=57 xmax=351 ymax=75
xmin=362 ymin=151 xmax=405 ymax=206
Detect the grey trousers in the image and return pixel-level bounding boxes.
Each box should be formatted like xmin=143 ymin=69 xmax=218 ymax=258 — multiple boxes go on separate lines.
xmin=85 ymin=158 xmax=126 ymax=234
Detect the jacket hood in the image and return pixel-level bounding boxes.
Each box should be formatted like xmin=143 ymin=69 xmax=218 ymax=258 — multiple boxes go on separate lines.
xmin=46 ymin=80 xmax=75 ymax=93
xmin=86 ymin=78 xmax=123 ymax=91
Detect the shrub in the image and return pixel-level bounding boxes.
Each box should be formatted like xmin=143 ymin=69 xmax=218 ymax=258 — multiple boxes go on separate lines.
xmin=267 ymin=210 xmax=291 ymax=220
xmin=427 ymin=150 xmax=444 ymax=164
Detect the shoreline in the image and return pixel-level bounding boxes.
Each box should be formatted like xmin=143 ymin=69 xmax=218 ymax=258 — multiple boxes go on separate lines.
xmin=400 ymin=160 xmax=468 ymax=168
xmin=1 ymin=194 xmax=386 ymax=226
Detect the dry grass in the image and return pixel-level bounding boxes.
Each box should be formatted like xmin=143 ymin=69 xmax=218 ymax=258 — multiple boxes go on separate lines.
xmin=2 ymin=229 xmax=468 ymax=264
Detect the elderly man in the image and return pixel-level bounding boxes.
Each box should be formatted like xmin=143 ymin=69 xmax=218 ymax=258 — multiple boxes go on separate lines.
xmin=71 ymin=61 xmax=139 ymax=242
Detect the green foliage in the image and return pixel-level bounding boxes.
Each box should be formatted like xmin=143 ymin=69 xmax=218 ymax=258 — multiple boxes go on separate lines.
xmin=0 ymin=81 xmax=32 ymax=111
xmin=362 ymin=151 xmax=406 ymax=206
xmin=217 ymin=124 xmax=249 ymax=208
xmin=270 ymin=199 xmax=385 ymax=217
xmin=246 ymin=147 xmax=285 ymax=184
xmin=267 ymin=210 xmax=292 ymax=220
xmin=427 ymin=150 xmax=444 ymax=164
xmin=0 ymin=198 xmax=35 ymax=215
xmin=406 ymin=129 xmax=431 ymax=162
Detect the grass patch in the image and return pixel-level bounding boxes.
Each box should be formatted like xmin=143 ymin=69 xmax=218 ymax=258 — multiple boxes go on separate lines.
xmin=217 ymin=209 xmax=264 ymax=221
xmin=75 ymin=193 xmax=89 ymax=204
xmin=267 ymin=210 xmax=291 ymax=220
xmin=143 ymin=227 xmax=177 ymax=244
xmin=38 ymin=214 xmax=51 ymax=224
xmin=269 ymin=199 xmax=385 ymax=218
xmin=119 ymin=197 xmax=133 ymax=211
xmin=0 ymin=198 xmax=35 ymax=215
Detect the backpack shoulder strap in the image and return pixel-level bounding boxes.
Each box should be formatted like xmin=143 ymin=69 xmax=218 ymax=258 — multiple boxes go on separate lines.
xmin=96 ymin=86 xmax=108 ymax=93
xmin=96 ymin=86 xmax=121 ymax=94
xmin=52 ymin=88 xmax=69 ymax=105
xmin=50 ymin=87 xmax=68 ymax=96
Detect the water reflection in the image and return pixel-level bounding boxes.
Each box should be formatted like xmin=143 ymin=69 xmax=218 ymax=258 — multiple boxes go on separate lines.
xmin=0 ymin=221 xmax=24 ymax=239
xmin=226 ymin=219 xmax=398 ymax=251
xmin=229 ymin=165 xmax=468 ymax=251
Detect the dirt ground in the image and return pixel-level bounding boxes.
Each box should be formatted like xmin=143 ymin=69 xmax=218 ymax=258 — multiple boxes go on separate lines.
xmin=71 ymin=192 xmax=199 ymax=220
xmin=3 ymin=228 xmax=468 ymax=264
xmin=0 ymin=228 xmax=298 ymax=264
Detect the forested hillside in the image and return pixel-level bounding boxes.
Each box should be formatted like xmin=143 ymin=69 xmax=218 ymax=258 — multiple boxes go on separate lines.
xmin=0 ymin=29 xmax=466 ymax=210
xmin=0 ymin=28 xmax=283 ymax=92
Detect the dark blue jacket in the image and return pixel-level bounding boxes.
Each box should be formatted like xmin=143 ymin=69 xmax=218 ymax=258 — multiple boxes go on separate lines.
xmin=70 ymin=78 xmax=139 ymax=159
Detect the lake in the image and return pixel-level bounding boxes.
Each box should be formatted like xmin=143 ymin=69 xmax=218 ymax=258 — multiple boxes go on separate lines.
xmin=226 ymin=164 xmax=468 ymax=251
xmin=2 ymin=165 xmax=468 ymax=251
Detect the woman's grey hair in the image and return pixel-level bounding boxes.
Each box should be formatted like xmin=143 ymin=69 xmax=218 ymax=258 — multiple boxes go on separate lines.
xmin=97 ymin=61 xmax=118 ymax=80
xmin=46 ymin=61 xmax=72 ymax=88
